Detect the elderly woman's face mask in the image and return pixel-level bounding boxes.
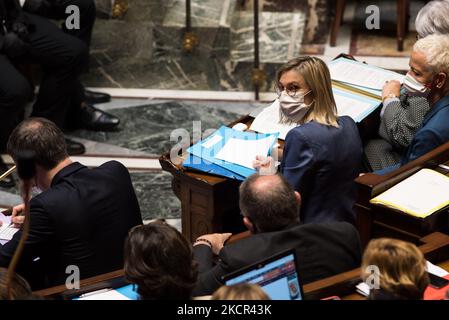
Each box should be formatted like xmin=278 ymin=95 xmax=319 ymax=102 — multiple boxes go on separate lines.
xmin=403 ymin=72 xmax=431 ymax=94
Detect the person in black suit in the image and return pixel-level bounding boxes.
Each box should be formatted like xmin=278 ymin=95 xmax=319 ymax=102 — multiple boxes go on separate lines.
xmin=0 ymin=117 xmax=142 ymax=289
xmin=192 ymin=174 xmax=362 ymax=297
xmin=22 ymin=0 xmax=114 ymax=104
xmin=0 ymin=0 xmax=119 ymax=169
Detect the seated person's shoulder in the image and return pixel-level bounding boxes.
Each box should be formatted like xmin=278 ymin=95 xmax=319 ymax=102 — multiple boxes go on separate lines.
xmin=298 ymin=221 xmax=359 ymax=240
xmin=99 ymin=160 xmax=128 ymax=174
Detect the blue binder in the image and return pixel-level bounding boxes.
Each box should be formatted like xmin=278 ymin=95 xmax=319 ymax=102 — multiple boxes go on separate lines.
xmin=187 ymin=126 xmax=279 ymax=178
xmin=183 ymin=154 xmax=245 ymax=181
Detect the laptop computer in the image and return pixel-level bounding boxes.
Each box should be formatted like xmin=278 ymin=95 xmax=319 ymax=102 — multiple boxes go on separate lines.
xmin=221 ymin=249 xmax=304 ymax=300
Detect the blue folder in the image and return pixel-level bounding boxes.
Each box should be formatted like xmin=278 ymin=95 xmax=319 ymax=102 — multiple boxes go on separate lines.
xmin=183 ymin=154 xmax=245 ymax=181
xmin=187 ymin=126 xmax=279 ymax=178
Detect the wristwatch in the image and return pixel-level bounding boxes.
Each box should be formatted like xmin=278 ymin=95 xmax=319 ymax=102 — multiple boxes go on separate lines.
xmin=383 ymin=93 xmax=398 ymax=102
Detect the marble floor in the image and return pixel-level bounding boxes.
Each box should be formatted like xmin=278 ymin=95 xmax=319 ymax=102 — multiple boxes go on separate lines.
xmin=0 ymin=99 xmax=260 ymax=230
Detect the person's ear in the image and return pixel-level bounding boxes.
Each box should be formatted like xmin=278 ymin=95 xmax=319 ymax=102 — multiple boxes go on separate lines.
xmin=294 ymin=191 xmax=302 ymax=207
xmin=435 ymin=72 xmax=447 ymax=89
xmin=243 ymin=216 xmax=255 ymax=234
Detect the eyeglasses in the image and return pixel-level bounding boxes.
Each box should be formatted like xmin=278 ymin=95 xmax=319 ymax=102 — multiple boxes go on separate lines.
xmin=275 ymin=83 xmax=304 ymax=98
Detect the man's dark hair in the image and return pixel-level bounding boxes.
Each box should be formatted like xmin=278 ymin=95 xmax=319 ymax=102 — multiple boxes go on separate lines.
xmin=7 ymin=118 xmax=68 ymax=170
xmin=239 ymin=174 xmax=300 ymax=233
xmin=124 ymin=220 xmax=198 ymax=300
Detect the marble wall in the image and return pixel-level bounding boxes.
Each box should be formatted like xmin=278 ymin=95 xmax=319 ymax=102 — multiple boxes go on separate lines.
xmin=230 ymin=11 xmax=306 ymax=63
xmin=83 ymin=0 xmax=329 ymax=91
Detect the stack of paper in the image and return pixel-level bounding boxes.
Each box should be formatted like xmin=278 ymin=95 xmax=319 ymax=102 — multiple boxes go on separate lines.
xmin=0 ymin=211 xmax=19 ymax=245
xmin=328 ymin=57 xmax=405 ymax=97
xmin=249 ymin=100 xmax=296 ymax=140
xmin=370 ymin=169 xmax=449 ymax=218
xmin=185 ymin=126 xmax=278 ymax=179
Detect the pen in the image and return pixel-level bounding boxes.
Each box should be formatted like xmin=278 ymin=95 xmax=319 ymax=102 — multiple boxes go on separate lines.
xmin=78 ymin=288 xmax=113 ymax=298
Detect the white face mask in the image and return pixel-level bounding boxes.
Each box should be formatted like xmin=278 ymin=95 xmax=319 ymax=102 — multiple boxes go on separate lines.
xmin=403 ymin=72 xmax=430 ymax=94
xmin=279 ymin=90 xmax=313 ymax=124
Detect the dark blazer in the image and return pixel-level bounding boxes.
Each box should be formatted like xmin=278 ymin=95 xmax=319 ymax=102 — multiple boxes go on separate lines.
xmin=280 ymin=116 xmax=363 ymax=224
xmin=402 ymin=95 xmax=449 ymax=165
xmin=192 ymin=222 xmax=362 ymax=296
xmin=0 ymin=161 xmax=142 ymax=288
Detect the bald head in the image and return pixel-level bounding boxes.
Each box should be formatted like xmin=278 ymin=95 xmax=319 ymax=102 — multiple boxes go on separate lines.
xmin=239 ymin=174 xmax=300 ymax=233
xmin=7 ymin=117 xmax=68 ymax=170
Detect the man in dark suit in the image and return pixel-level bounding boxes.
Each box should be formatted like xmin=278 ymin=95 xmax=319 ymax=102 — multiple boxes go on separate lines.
xmin=0 ymin=117 xmax=142 ymax=289
xmin=192 ymin=174 xmax=362 ymax=296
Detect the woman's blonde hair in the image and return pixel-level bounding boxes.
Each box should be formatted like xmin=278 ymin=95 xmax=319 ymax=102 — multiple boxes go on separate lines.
xmin=211 ymin=283 xmax=270 ymax=300
xmin=361 ymin=238 xmax=429 ymax=300
xmin=276 ymin=56 xmax=338 ymax=127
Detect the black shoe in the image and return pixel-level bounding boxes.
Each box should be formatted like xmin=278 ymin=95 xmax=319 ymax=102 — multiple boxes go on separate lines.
xmin=65 ymin=138 xmax=86 ymax=155
xmin=0 ymin=158 xmax=15 ymax=188
xmin=84 ymin=90 xmax=111 ymax=104
xmin=80 ymin=104 xmax=120 ymax=131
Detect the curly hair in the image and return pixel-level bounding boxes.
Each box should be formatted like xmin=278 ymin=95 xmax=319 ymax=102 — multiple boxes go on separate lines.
xmin=361 ymin=238 xmax=429 ymax=300
xmin=124 ymin=220 xmax=198 ymax=300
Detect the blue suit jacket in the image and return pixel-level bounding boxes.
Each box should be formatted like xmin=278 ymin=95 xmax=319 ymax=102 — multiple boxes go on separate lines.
xmin=280 ymin=116 xmax=363 ymax=223
xmin=402 ymin=95 xmax=449 ymax=165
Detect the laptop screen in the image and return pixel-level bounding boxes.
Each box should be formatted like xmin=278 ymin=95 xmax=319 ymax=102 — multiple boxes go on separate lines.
xmin=223 ymin=249 xmax=303 ymax=300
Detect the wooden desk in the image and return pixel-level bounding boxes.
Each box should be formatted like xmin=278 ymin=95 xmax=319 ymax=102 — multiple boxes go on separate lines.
xmin=160 ymin=108 xmax=380 ymax=243
xmin=355 ymin=140 xmax=449 ymax=248
xmin=303 ymin=232 xmax=449 ymax=300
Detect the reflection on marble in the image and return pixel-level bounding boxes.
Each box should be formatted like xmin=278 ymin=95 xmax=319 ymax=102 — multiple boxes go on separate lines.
xmin=83 ymin=0 xmax=314 ymax=90
xmin=240 ymin=0 xmax=330 ymax=45
xmin=130 ymin=171 xmax=181 ymax=220
xmin=95 ymin=0 xmax=114 ymax=19
xmin=83 ymin=56 xmax=280 ymax=94
xmin=162 ymin=0 xmax=237 ymax=28
xmin=0 ymin=188 xmax=21 ymax=207
xmin=230 ymin=11 xmax=306 ymax=63
xmin=70 ymin=102 xmax=240 ymax=155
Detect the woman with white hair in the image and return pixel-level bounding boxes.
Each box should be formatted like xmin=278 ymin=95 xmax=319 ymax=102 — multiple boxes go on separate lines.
xmin=415 ymin=0 xmax=449 ymax=38
xmin=372 ymin=34 xmax=449 ymax=174
xmin=365 ymin=1 xmax=449 ymax=171
xmin=365 ymin=30 xmax=449 ymax=171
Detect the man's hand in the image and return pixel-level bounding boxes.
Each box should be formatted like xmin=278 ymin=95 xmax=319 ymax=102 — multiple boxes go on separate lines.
xmin=11 ymin=204 xmax=25 ymax=228
xmin=194 ymin=233 xmax=232 ymax=255
xmin=382 ymin=80 xmax=401 ymax=100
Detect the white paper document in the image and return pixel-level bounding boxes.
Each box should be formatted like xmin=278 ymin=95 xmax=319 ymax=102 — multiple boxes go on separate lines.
xmin=329 ymin=58 xmax=404 ymax=91
xmin=427 ymin=261 xmax=449 ymax=277
xmin=0 ymin=212 xmax=19 ymax=242
xmin=370 ymin=169 xmax=449 ymax=218
xmin=333 ymin=90 xmax=378 ymax=123
xmin=249 ymin=100 xmax=296 ymax=140
xmin=77 ymin=289 xmax=131 ymax=300
xmin=215 ymin=135 xmax=276 ymax=169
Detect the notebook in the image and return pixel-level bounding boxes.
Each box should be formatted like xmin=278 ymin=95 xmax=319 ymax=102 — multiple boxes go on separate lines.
xmin=222 ymin=249 xmax=303 ymax=300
